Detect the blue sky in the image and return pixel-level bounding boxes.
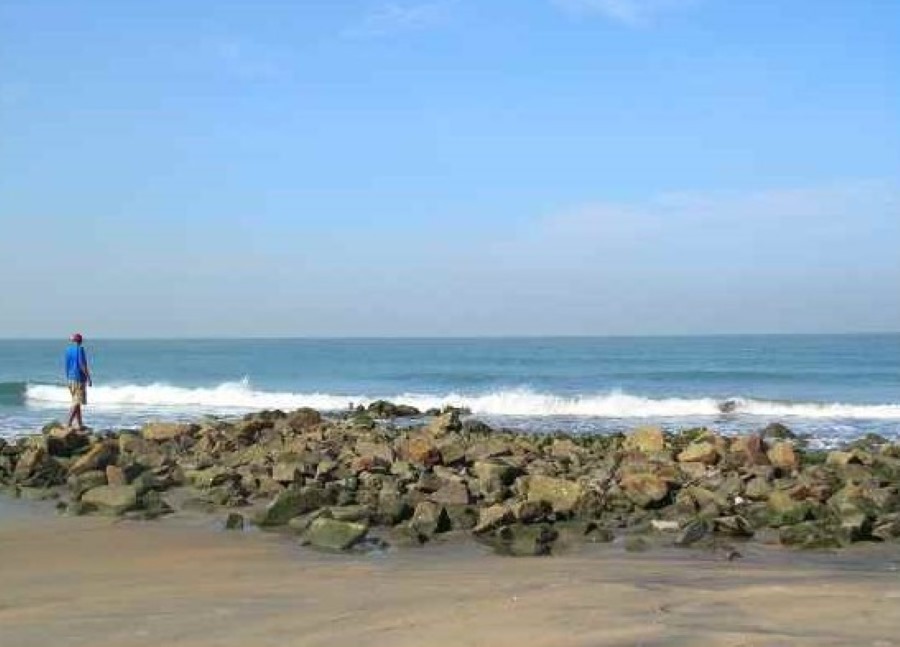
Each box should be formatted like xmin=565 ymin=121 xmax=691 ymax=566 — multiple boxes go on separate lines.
xmin=1 ymin=0 xmax=898 ymax=337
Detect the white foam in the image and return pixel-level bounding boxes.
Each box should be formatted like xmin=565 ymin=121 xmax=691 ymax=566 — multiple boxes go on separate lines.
xmin=23 ymin=381 xmax=900 ymax=420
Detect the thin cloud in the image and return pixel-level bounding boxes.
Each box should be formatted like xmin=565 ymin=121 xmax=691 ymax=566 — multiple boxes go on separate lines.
xmin=344 ymin=1 xmax=454 ymax=38
xmin=552 ymin=0 xmax=700 ymax=26
xmin=495 ymin=180 xmax=900 ymax=270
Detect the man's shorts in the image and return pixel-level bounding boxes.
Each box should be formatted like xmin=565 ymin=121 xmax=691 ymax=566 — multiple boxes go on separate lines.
xmin=68 ymin=381 xmax=87 ymax=406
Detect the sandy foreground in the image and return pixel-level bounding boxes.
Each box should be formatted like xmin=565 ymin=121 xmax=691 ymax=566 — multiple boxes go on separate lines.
xmin=1 ymin=501 xmax=899 ymax=647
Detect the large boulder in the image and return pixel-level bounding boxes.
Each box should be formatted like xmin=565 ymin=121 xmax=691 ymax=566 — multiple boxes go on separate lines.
xmin=619 ymin=473 xmax=670 ymax=509
xmin=81 ymin=485 xmax=139 ymax=516
xmin=376 ymin=485 xmax=413 ymax=525
xmin=624 ymin=426 xmax=665 ymax=454
xmin=271 ymin=460 xmax=303 ymax=484
xmin=13 ymin=443 xmax=64 ymax=486
xmin=141 ymin=422 xmax=197 ymax=442
xmin=767 ymin=490 xmax=812 ymax=526
xmin=430 ymin=479 xmax=471 ymax=506
xmin=677 ymin=441 xmax=719 ymax=465
xmin=284 ymin=408 xmax=322 ymax=433
xmin=45 ymin=427 xmax=90 ymax=457
xmin=427 ymin=411 xmax=462 ymax=436
xmin=729 ymin=435 xmax=770 ymax=466
xmin=473 ymin=503 xmax=515 ymax=534
xmin=303 ymin=518 xmax=368 ymax=551
xmin=780 ymin=521 xmax=842 ymax=549
xmin=523 ymin=475 xmax=584 ymax=515
xmin=69 ymin=441 xmax=118 ymax=476
xmin=410 ymin=501 xmax=452 ymax=538
xmin=472 ymin=460 xmax=518 ymax=496
xmin=767 ymin=441 xmax=799 ymax=472
xmin=479 ymin=524 xmax=558 ymax=557
xmin=256 ymin=487 xmax=325 ymax=526
xmin=401 ymin=436 xmax=442 ymax=467
xmin=354 ymin=440 xmax=395 ymax=467
xmin=367 ymin=400 xmax=420 ymax=418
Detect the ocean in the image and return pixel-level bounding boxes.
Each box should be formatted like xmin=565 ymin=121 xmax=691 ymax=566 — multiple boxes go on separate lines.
xmin=1 ymin=335 xmax=898 ymax=445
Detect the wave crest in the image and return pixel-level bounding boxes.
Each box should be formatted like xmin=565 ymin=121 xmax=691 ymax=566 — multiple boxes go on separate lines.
xmin=22 ymin=380 xmax=900 ymax=420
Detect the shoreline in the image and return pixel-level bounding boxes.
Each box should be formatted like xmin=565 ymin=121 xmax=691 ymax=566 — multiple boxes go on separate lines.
xmin=3 ymin=405 xmax=900 ymax=645
xmin=3 ymin=404 xmax=900 ymax=554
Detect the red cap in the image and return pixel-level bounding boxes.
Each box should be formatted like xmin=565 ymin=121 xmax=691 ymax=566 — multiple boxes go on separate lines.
xmin=71 ymin=333 xmax=83 ymax=343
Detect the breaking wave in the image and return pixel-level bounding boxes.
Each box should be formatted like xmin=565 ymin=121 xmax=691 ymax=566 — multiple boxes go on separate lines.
xmin=23 ymin=380 xmax=900 ymax=420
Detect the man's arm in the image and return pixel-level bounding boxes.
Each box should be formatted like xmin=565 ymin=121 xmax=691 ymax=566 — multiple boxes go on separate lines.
xmin=80 ymin=348 xmax=92 ymax=386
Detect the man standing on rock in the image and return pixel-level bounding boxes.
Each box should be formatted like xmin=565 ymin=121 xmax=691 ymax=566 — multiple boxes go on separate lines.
xmin=65 ymin=333 xmax=92 ymax=431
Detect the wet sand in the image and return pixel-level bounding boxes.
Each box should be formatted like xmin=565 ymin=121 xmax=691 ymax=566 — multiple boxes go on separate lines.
xmin=2 ymin=502 xmax=900 ymax=647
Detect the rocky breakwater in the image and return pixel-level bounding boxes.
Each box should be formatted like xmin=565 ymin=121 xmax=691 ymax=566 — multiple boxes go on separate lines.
xmin=2 ymin=405 xmax=900 ymax=555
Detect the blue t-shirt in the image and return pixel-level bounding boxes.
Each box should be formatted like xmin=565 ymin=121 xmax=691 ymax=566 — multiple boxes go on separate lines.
xmin=65 ymin=345 xmax=88 ymax=383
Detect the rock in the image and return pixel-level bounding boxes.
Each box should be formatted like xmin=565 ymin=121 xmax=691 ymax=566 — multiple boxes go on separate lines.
xmin=105 ymin=465 xmax=128 ymax=487
xmin=761 ymin=422 xmax=796 ymax=440
xmin=779 ymin=521 xmax=843 ymax=549
xmin=436 ymin=436 xmax=467 ymax=466
xmin=624 ymin=536 xmax=650 ymax=552
xmin=256 ymin=487 xmax=325 ymax=526
xmin=139 ymin=490 xmax=173 ymax=518
xmin=767 ymin=441 xmax=799 ymax=472
xmin=388 ymin=460 xmax=417 ymax=482
xmin=473 ymin=503 xmax=514 ymax=534
xmin=410 ymin=501 xmax=452 ymax=538
xmin=872 ymin=514 xmax=900 ymax=541
xmin=69 ymin=442 xmax=118 ymax=476
xmin=141 ymin=422 xmax=197 ymax=442
xmin=509 ymin=499 xmax=552 ymax=524
xmin=523 ymin=475 xmax=584 ymax=514
xmin=745 ymin=476 xmax=773 ymax=500
xmin=482 ymin=524 xmax=558 ymax=556
xmin=826 ymin=451 xmax=855 ymax=467
xmin=466 ymin=438 xmax=512 ymax=462
xmin=730 ymin=435 xmax=770 ymax=466
xmin=767 ymin=490 xmax=811 ymax=526
xmin=650 ymin=520 xmax=680 ymax=533
xmin=624 ymin=426 xmax=665 ymax=454
xmin=550 ymin=439 xmax=585 ymax=461
xmin=461 ymin=419 xmax=493 ymax=435
xmin=444 ymin=505 xmax=479 ymax=531
xmin=81 ymin=485 xmax=139 ymax=516
xmin=713 ymin=515 xmax=754 ymax=538
xmin=367 ymin=400 xmax=420 ymax=418
xmin=284 ymin=408 xmax=322 ymax=432
xmin=303 ymin=518 xmax=368 ymax=551
xmin=13 ymin=444 xmax=64 ymax=486
xmin=45 ymin=427 xmax=90 ymax=457
xmin=354 ymin=440 xmax=395 ymax=466
xmin=675 ymin=518 xmax=712 ymax=547
xmin=619 ymin=473 xmax=670 ymax=509
xmin=69 ymin=470 xmax=108 ymax=496
xmin=677 ymin=441 xmax=719 ymax=465
xmin=472 ymin=460 xmax=518 ymax=496
xmin=676 ymin=486 xmax=729 ymax=517
xmin=186 ymin=466 xmax=236 ymax=490
xmin=430 ymin=479 xmax=471 ymax=506
xmin=402 ymin=436 xmax=442 ymax=467
xmin=271 ymin=460 xmax=303 ymax=484
xmin=326 ymin=505 xmax=370 ymax=523
xmin=427 ymin=411 xmax=461 ymax=436
xmin=376 ymin=485 xmax=412 ymax=525
xmin=224 ymin=512 xmax=245 ymax=530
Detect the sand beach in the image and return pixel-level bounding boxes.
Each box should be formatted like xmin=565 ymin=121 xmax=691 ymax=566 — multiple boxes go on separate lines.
xmin=2 ymin=496 xmax=900 ymax=647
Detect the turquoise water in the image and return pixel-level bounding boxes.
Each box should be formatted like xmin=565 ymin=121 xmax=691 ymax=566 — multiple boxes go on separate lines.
xmin=1 ymin=335 xmax=899 ymax=443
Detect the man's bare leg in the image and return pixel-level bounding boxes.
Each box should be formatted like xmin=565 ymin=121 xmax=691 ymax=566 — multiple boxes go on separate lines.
xmin=68 ymin=404 xmax=82 ymax=430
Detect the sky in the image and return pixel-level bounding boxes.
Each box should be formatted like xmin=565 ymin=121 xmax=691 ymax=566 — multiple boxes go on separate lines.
xmin=1 ymin=0 xmax=898 ymax=337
